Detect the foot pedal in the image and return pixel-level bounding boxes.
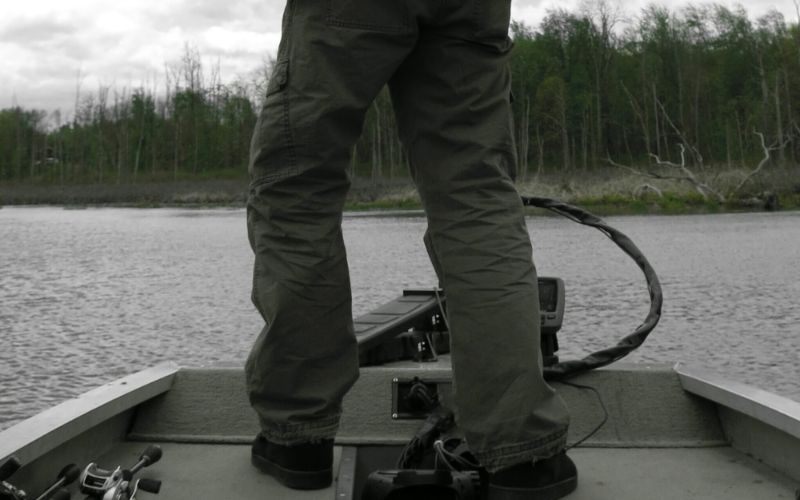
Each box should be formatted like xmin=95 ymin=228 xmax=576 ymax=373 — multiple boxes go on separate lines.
xmin=361 ymin=469 xmax=480 ymax=500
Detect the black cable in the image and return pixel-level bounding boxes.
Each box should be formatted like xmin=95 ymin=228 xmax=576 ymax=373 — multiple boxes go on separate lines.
xmin=560 ymin=380 xmax=609 ymax=450
xmin=429 ymin=196 xmax=662 ymax=380
xmin=434 ymin=288 xmax=451 ymax=333
xmin=396 ymin=406 xmax=454 ymax=469
xmin=520 ymin=196 xmax=663 ymax=381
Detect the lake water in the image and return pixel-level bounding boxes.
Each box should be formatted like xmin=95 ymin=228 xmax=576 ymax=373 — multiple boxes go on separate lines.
xmin=1 ymin=206 xmax=799 ymax=431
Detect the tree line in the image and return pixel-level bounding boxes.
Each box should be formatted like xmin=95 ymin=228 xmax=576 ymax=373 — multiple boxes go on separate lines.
xmin=509 ymin=2 xmax=800 ymax=183
xmin=0 ymin=45 xmax=263 ymax=185
xmin=1 ymin=3 xmax=799 ymax=186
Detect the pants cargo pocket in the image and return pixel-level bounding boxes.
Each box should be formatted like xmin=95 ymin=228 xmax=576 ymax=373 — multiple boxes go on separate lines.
xmin=326 ymin=0 xmax=410 ymax=33
xmin=249 ymin=58 xmax=298 ymax=188
xmin=471 ymin=0 xmax=512 ymax=41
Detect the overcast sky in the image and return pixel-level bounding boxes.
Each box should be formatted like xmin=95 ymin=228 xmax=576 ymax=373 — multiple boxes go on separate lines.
xmin=2 ymin=0 xmax=797 ymax=115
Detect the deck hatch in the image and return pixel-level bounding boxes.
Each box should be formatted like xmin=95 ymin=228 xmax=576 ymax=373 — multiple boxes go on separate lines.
xmin=391 ymin=377 xmax=448 ymax=419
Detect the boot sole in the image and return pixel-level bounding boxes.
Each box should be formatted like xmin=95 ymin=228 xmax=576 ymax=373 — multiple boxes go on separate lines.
xmin=487 ymin=474 xmax=577 ymax=500
xmin=251 ymin=453 xmax=332 ymax=490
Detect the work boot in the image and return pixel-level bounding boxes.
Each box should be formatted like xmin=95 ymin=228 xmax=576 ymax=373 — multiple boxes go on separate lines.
xmin=487 ymin=452 xmax=577 ymax=500
xmin=250 ymin=435 xmax=333 ymax=490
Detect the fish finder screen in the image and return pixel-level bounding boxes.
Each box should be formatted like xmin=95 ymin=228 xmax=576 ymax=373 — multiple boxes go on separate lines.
xmin=539 ymin=280 xmax=557 ymax=312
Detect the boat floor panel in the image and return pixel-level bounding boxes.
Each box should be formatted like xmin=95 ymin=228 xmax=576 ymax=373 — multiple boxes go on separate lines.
xmin=92 ymin=442 xmax=341 ymax=499
xmin=75 ymin=443 xmax=796 ymax=499
xmin=567 ymin=448 xmax=796 ymax=500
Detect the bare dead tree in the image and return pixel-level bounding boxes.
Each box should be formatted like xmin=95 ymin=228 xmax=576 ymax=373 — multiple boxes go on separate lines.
xmin=730 ymin=131 xmax=791 ymax=195
xmin=608 ymin=128 xmax=789 ymax=204
xmin=649 ymin=146 xmax=723 ymax=201
xmin=606 ymin=93 xmax=724 ymax=201
xmin=656 ymin=98 xmax=704 ymax=168
xmin=606 ymin=145 xmax=724 ymax=202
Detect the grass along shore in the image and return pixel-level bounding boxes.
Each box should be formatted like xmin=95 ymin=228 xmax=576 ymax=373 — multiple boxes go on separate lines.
xmin=1 ymin=166 xmax=798 ymax=215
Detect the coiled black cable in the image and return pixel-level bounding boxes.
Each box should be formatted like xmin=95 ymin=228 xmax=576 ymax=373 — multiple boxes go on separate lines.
xmin=520 ymin=196 xmax=663 ymax=381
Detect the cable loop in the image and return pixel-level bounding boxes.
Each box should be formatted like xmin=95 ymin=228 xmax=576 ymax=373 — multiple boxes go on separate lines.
xmin=520 ymin=196 xmax=663 ymax=381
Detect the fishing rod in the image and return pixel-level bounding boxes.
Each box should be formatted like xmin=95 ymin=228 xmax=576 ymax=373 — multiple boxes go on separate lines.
xmin=1 ymin=456 xmax=79 ymax=500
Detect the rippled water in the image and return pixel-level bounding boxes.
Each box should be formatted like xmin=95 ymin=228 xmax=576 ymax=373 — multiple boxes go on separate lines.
xmin=1 ymin=207 xmax=798 ymax=431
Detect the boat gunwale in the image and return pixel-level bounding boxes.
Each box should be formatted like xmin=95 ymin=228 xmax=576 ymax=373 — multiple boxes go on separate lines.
xmin=675 ymin=362 xmax=800 ymax=440
xmin=4 ymin=362 xmax=800 ymax=481
xmin=0 ymin=362 xmax=178 ymax=465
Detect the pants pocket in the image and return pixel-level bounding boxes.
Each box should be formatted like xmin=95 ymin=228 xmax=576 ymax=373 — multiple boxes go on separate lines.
xmin=266 ymin=59 xmax=289 ymax=97
xmin=472 ymin=0 xmax=512 ymax=41
xmin=326 ymin=0 xmax=410 ymax=33
xmin=249 ymin=58 xmax=297 ymax=188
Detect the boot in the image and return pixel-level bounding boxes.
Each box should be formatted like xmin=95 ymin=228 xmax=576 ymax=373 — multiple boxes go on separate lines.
xmin=250 ymin=435 xmax=333 ymax=490
xmin=487 ymin=452 xmax=577 ymax=500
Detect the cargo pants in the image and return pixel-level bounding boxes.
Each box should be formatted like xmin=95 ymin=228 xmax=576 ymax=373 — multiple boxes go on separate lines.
xmin=246 ymin=0 xmax=570 ymax=472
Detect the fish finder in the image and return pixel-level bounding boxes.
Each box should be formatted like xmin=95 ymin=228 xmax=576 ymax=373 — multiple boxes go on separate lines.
xmin=538 ymin=277 xmax=565 ymax=334
xmin=538 ymin=277 xmax=565 ymax=366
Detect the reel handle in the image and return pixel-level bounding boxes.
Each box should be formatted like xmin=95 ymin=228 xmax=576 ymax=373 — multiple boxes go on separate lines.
xmin=138 ymin=447 xmax=161 ymax=467
xmin=130 ymin=446 xmax=162 ymax=475
xmin=136 ymin=479 xmax=161 ymax=495
xmin=57 ymin=464 xmax=80 ymax=485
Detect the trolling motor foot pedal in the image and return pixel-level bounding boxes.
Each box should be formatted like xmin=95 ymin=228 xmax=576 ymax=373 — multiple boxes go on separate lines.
xmin=361 ymin=469 xmax=481 ymax=500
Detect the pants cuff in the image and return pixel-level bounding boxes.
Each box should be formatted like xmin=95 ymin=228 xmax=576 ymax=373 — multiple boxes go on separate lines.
xmin=473 ymin=426 xmax=568 ymax=473
xmin=258 ymin=415 xmax=340 ymax=445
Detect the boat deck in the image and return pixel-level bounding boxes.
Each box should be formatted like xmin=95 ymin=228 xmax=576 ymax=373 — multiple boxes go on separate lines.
xmin=93 ymin=442 xmax=796 ymax=499
xmin=3 ymin=362 xmax=799 ymax=499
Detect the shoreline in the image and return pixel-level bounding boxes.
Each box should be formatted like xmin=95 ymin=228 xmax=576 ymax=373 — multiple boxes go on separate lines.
xmin=1 ymin=173 xmax=798 ymax=216
xmin=1 ymin=200 xmax=795 ymax=217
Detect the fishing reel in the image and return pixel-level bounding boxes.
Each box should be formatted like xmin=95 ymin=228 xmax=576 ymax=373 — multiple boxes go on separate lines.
xmin=1 ymin=456 xmax=79 ymax=500
xmin=79 ymin=446 xmax=162 ymax=500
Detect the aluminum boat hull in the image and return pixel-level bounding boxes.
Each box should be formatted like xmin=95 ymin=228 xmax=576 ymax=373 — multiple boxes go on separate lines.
xmin=1 ymin=361 xmax=798 ymax=499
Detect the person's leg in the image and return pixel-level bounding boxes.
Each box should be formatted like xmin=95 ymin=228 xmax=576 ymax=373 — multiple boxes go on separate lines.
xmin=246 ymin=0 xmax=417 ymax=449
xmin=388 ymin=0 xmax=571 ymax=474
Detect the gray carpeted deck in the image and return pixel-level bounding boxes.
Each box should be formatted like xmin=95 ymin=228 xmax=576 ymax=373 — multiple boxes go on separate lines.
xmin=80 ymin=442 xmax=796 ymax=500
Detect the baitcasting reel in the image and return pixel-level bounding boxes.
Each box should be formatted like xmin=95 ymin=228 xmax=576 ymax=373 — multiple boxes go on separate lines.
xmin=1 ymin=456 xmax=79 ymax=500
xmin=79 ymin=446 xmax=162 ymax=500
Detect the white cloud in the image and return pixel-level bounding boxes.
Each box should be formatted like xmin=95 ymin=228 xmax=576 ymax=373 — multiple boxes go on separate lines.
xmin=1 ymin=0 xmax=797 ymax=112
xmin=0 ymin=0 xmax=283 ymax=112
xmin=512 ymin=0 xmax=582 ymax=26
xmin=202 ymin=26 xmax=275 ymax=54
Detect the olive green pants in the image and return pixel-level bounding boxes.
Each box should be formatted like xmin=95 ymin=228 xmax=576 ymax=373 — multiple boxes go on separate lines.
xmin=246 ymin=0 xmax=569 ymax=472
